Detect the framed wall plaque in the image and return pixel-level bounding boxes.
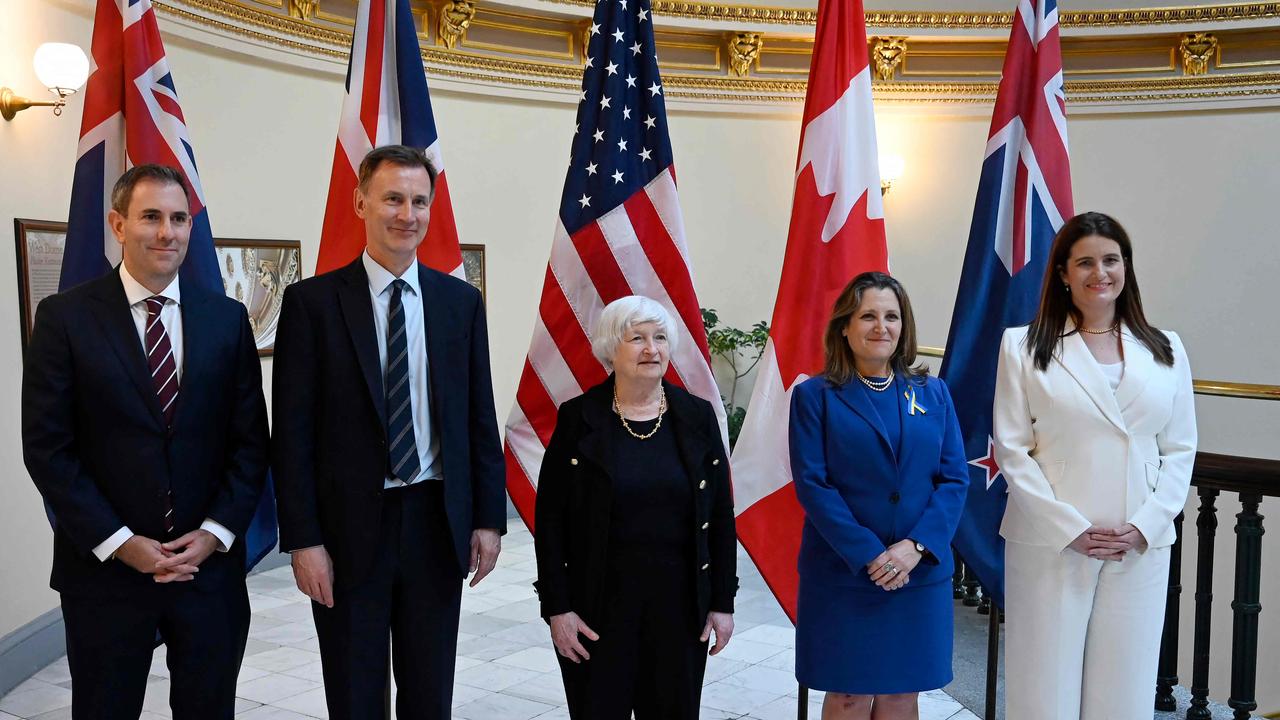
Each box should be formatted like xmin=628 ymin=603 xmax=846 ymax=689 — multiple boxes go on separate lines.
xmin=460 ymin=243 xmax=486 ymax=304
xmin=14 ymin=219 xmax=68 ymax=348
xmin=213 ymin=238 xmax=302 ymax=356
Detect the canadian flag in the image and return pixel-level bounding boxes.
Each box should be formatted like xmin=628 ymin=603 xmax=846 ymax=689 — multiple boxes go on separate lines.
xmin=730 ymin=0 xmax=889 ymax=620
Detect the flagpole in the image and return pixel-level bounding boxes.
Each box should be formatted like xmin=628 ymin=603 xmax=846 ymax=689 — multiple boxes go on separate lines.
xmin=985 ymin=602 xmax=1000 ymax=719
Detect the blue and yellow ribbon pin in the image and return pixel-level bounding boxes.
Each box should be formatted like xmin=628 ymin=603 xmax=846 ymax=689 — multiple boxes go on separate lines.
xmin=904 ymin=388 xmax=927 ymax=416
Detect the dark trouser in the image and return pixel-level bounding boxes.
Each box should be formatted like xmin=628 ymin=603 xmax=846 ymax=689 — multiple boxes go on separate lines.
xmin=61 ymin=560 xmax=250 ymax=720
xmin=558 ymin=546 xmax=708 ymax=720
xmin=313 ymin=481 xmax=463 ymax=720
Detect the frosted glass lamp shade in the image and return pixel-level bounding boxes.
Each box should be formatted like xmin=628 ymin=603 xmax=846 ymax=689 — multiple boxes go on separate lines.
xmin=33 ymin=43 xmax=89 ymax=92
xmin=879 ymin=154 xmax=905 ymax=185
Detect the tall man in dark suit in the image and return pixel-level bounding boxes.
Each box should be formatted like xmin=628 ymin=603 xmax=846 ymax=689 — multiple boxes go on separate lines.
xmin=22 ymin=164 xmax=269 ymax=720
xmin=272 ymin=145 xmax=507 ymax=719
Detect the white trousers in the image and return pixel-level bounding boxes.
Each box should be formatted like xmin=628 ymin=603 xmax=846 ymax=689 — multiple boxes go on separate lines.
xmin=1004 ymin=540 xmax=1170 ymax=720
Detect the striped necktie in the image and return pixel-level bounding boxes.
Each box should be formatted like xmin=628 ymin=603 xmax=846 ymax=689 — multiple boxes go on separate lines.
xmin=385 ymin=280 xmax=420 ymax=484
xmin=144 ymin=296 xmax=178 ymax=533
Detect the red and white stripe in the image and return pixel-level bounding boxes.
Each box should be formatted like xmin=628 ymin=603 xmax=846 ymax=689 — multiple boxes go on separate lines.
xmin=504 ymin=168 xmax=727 ymax=531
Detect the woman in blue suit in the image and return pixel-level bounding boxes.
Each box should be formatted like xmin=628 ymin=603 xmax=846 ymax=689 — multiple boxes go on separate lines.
xmin=789 ymin=271 xmax=969 ymax=720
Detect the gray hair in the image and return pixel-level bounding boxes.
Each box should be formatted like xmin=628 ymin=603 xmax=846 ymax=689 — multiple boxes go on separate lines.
xmin=591 ymin=295 xmax=680 ymax=370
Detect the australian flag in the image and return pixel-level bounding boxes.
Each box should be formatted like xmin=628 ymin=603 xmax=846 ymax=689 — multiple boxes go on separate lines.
xmin=62 ymin=0 xmax=278 ymax=571
xmin=940 ymin=0 xmax=1074 ymax=608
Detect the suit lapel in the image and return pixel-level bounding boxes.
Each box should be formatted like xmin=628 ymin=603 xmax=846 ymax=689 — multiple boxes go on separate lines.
xmin=1114 ymin=324 xmax=1155 ymax=415
xmin=666 ymin=382 xmax=708 ymax=491
xmin=89 ymin=272 xmax=165 ymax=429
xmin=336 ymin=259 xmax=386 ymax=424
xmin=1056 ymin=329 xmax=1127 ymax=432
xmin=171 ymin=282 xmax=212 ymax=430
xmin=418 ymin=265 xmax=447 ymax=429
xmin=832 ymin=381 xmax=893 ymax=457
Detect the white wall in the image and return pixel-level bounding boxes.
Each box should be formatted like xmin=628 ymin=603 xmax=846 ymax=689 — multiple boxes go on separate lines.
xmin=3 ymin=0 xmax=1278 ymax=709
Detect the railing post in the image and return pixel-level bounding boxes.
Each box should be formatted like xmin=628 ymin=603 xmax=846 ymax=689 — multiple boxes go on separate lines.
xmin=1188 ymin=487 xmax=1219 ymax=720
xmin=953 ymin=548 xmax=965 ymax=600
xmin=1228 ymin=494 xmax=1265 ymax=720
xmin=962 ymin=563 xmax=981 ymax=607
xmin=1155 ymin=511 xmax=1184 ymax=712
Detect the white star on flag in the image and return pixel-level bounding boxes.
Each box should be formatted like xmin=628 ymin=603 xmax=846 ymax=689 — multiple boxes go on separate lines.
xmin=611 ymin=170 xmax=624 ymax=184
xmin=639 ymin=147 xmax=652 ymax=161
xmin=613 ymin=28 xmax=625 ymax=42
xmin=648 ymin=82 xmax=662 ymax=96
xmin=605 ymin=61 xmax=619 ymax=75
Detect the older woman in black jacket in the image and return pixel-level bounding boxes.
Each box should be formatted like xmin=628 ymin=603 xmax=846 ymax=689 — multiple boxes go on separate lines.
xmin=534 ymin=295 xmax=737 ymax=720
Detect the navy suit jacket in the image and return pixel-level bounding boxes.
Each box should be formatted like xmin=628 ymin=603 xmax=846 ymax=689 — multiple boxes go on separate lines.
xmin=788 ymin=374 xmax=968 ymax=590
xmin=22 ymin=269 xmax=269 ymax=596
xmin=271 ymin=257 xmax=506 ymax=587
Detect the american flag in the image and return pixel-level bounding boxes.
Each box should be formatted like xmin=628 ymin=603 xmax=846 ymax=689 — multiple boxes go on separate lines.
xmin=60 ymin=0 xmax=277 ymax=571
xmin=940 ymin=0 xmax=1073 ymax=608
xmin=503 ymin=0 xmax=726 ymax=529
xmin=316 ymin=0 xmax=463 ymax=277
xmin=730 ymin=0 xmax=889 ymax=621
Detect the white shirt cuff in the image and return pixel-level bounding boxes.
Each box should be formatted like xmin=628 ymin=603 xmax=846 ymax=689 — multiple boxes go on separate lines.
xmin=93 ymin=527 xmax=134 ymax=562
xmin=201 ymin=519 xmax=236 ymax=552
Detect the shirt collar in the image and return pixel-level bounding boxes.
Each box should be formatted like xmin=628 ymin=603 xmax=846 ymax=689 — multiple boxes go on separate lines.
xmin=119 ymin=265 xmax=182 ymax=307
xmin=362 ymin=250 xmax=421 ymax=298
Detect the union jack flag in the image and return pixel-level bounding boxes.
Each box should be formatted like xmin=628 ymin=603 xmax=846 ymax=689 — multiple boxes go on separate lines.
xmin=61 ymin=0 xmax=278 ymax=571
xmin=316 ymin=0 xmax=463 ymax=277
xmin=940 ymin=0 xmax=1074 ymax=608
xmin=503 ymin=0 xmax=727 ymax=529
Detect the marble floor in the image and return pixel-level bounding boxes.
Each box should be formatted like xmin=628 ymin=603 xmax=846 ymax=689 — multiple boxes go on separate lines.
xmin=0 ymin=525 xmax=979 ymax=720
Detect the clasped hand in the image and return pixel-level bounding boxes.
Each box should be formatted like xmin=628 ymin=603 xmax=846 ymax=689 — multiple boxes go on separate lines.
xmin=116 ymin=530 xmax=219 ymax=583
xmin=866 ymin=539 xmax=922 ymax=592
xmin=1069 ymin=524 xmax=1148 ymax=561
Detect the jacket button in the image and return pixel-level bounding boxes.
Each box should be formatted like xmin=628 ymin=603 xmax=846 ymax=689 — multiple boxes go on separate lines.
xmin=889 ymin=491 xmax=900 ymax=504
xmin=712 ymin=458 xmax=720 ymax=466
xmin=701 ymin=522 xmax=709 ymax=530
xmin=701 ymin=563 xmax=710 ymax=570
xmin=570 ymin=458 xmax=579 ymax=466
xmin=699 ymin=480 xmax=707 ymax=490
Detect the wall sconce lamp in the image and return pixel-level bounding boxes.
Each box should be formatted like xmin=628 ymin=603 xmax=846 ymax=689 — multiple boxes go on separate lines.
xmin=880 ymin=153 xmax=905 ymax=195
xmin=2 ymin=43 xmax=90 ymax=121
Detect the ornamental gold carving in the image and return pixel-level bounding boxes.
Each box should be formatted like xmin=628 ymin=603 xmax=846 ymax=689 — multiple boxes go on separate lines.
xmin=727 ymin=33 xmax=763 ymax=77
xmin=1180 ymin=33 xmax=1218 ymax=76
xmin=286 ymin=0 xmax=316 ymax=20
xmin=872 ymin=37 xmax=907 ymax=82
xmin=438 ymin=0 xmax=477 ymax=50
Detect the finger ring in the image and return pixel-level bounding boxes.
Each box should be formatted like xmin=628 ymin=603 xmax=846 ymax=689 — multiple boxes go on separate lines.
xmin=884 ymin=562 xmax=896 ymax=572
xmin=889 ymin=567 xmax=899 ymax=575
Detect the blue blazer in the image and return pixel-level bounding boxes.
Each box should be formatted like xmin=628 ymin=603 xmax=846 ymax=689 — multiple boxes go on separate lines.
xmin=788 ymin=374 xmax=968 ymax=590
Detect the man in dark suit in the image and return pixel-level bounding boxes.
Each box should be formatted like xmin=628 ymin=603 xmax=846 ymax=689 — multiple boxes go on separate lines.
xmin=22 ymin=164 xmax=269 ymax=720
xmin=272 ymin=144 xmax=507 ymax=720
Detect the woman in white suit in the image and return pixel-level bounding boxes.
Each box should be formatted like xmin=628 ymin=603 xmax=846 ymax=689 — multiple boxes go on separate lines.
xmin=995 ymin=212 xmax=1197 ymax=720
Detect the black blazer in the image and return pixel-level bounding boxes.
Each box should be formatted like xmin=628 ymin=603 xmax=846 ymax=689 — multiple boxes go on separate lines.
xmin=534 ymin=377 xmax=737 ymax=631
xmin=271 ymin=257 xmax=506 ymax=586
xmin=22 ymin=270 xmax=269 ymax=596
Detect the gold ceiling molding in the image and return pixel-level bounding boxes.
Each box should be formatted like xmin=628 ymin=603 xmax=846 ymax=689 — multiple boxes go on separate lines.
xmin=153 ymin=0 xmax=1280 ymax=105
xmin=544 ymin=1 xmax=1280 ymax=28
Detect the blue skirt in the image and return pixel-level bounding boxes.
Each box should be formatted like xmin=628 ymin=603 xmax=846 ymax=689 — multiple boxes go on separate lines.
xmin=795 ymin=577 xmax=954 ymax=695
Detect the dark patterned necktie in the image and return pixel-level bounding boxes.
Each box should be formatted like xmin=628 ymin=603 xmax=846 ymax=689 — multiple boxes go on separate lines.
xmin=385 ymin=280 xmax=420 ymax=484
xmin=144 ymin=296 xmax=178 ymax=533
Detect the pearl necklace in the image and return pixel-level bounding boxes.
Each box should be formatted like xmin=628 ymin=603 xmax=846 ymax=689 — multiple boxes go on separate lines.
xmin=613 ymin=386 xmax=667 ymax=440
xmin=856 ymin=369 xmax=895 ymax=392
xmin=1079 ymin=322 xmax=1120 ymax=336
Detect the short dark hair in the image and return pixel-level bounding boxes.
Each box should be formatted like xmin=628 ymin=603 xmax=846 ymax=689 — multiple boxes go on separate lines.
xmin=822 ymin=271 xmax=928 ymax=385
xmin=1025 ymin=211 xmax=1173 ymax=370
xmin=110 ymin=164 xmax=189 ymax=215
xmin=357 ymin=145 xmax=438 ymax=197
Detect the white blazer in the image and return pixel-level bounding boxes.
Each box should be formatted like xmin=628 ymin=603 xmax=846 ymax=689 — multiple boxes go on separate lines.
xmin=994 ymin=323 xmax=1197 ymax=551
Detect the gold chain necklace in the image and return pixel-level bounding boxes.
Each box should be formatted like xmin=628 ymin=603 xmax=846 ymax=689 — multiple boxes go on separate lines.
xmin=613 ymin=386 xmax=667 ymax=440
xmin=856 ymin=369 xmax=895 ymax=392
xmin=1079 ymin=322 xmax=1120 ymax=335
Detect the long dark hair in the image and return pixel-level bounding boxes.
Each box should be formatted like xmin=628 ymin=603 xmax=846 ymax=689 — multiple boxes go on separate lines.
xmin=1025 ymin=211 xmax=1173 ymax=371
xmin=823 ymin=271 xmax=929 ymax=385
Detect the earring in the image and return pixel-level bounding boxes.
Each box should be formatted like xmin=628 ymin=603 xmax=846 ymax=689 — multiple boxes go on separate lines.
xmin=1063 ymin=283 xmax=1071 ymax=292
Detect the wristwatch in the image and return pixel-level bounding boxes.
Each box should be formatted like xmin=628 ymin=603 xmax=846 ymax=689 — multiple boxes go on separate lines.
xmin=910 ymin=539 xmax=927 ymax=555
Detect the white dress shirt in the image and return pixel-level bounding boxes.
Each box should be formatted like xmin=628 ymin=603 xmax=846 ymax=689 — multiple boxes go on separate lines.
xmin=92 ymin=265 xmax=235 ymax=561
xmin=363 ymin=252 xmax=442 ymax=488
